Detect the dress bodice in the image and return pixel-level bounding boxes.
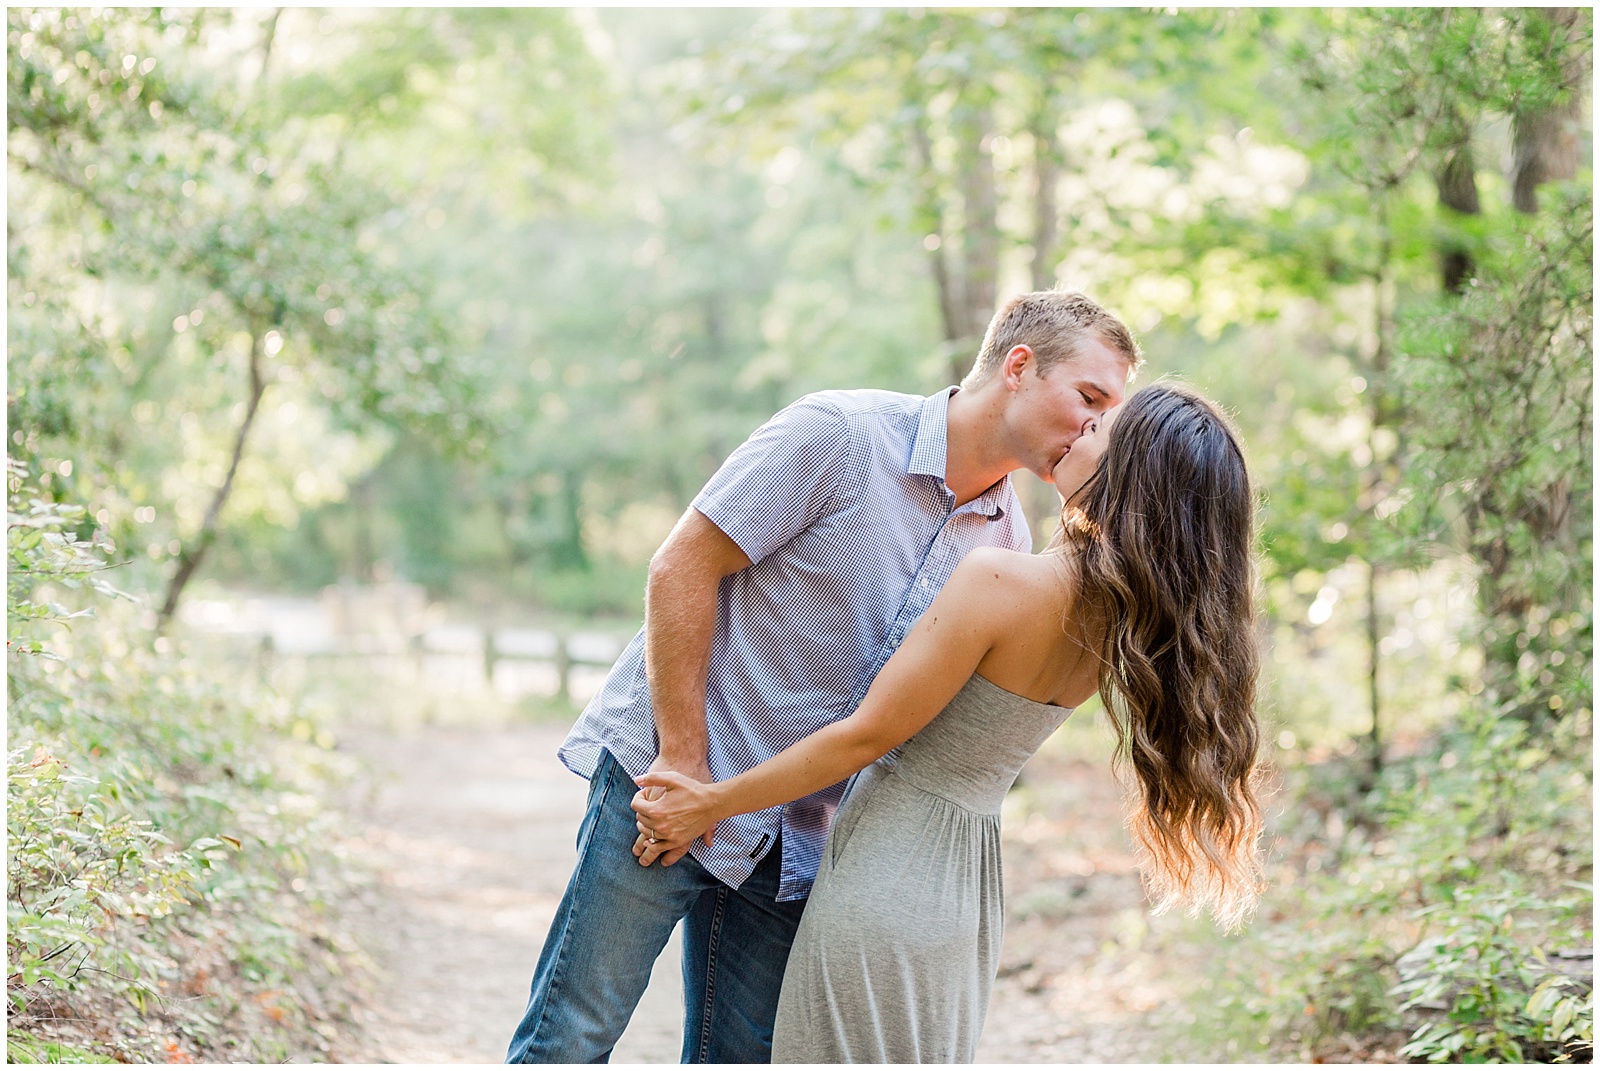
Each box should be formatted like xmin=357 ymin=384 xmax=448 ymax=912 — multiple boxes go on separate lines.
xmin=880 ymin=672 xmax=1073 ymax=814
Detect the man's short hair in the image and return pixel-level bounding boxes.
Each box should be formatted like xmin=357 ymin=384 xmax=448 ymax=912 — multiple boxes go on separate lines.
xmin=961 ymin=290 xmax=1142 ymax=388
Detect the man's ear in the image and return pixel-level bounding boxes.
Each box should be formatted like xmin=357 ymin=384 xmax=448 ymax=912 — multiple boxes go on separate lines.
xmin=1002 ymin=344 xmax=1034 ymax=391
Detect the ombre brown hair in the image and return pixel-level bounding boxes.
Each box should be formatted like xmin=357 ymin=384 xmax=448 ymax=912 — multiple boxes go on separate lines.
xmin=1058 ymin=382 xmax=1264 ymax=929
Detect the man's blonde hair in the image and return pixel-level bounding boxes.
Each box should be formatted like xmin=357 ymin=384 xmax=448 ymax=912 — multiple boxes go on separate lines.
xmin=961 ymin=290 xmax=1142 ymax=388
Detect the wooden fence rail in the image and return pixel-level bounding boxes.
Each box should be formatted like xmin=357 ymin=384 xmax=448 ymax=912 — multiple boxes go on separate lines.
xmin=257 ymin=626 xmax=627 ymax=705
xmin=184 ymin=588 xmax=631 ymax=706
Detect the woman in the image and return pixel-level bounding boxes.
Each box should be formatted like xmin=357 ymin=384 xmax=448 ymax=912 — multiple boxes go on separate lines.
xmin=632 ymin=383 xmax=1264 ymax=1063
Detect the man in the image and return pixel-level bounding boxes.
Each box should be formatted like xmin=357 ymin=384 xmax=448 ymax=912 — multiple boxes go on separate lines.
xmin=506 ymin=290 xmax=1141 ymax=1063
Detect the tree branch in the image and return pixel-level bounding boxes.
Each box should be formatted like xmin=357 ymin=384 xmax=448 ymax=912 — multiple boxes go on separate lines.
xmin=156 ymin=325 xmax=272 ymax=631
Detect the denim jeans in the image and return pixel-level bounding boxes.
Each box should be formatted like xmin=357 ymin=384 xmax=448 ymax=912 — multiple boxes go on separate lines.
xmin=506 ymin=750 xmax=806 ymax=1063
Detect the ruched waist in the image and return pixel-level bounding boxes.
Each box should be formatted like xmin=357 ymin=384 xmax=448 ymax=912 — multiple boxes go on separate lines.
xmin=863 ymin=755 xmax=1011 ymax=817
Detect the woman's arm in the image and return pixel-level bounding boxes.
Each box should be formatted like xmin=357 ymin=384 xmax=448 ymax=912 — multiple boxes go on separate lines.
xmin=630 ymin=547 xmax=1020 ymax=865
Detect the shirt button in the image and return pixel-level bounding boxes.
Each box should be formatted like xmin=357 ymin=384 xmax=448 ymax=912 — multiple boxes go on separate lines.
xmin=919 ymin=576 xmax=929 ymax=589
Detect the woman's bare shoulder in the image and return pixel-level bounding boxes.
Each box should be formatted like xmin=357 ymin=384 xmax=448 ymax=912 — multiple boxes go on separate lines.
xmin=952 ymin=546 xmax=1091 ymax=705
xmin=954 ymin=543 xmax=1031 ymax=574
xmin=955 ymin=544 xmax=1068 ymax=580
xmin=948 ymin=546 xmax=1071 ymax=615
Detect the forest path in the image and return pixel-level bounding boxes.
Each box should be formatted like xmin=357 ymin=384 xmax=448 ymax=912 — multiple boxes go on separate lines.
xmin=337 ymin=723 xmax=683 ymax=1063
xmin=335 ymin=720 xmax=1194 ymax=1064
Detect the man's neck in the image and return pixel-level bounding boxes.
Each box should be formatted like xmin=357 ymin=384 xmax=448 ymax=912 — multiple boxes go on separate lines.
xmin=943 ymin=384 xmax=1015 ymax=507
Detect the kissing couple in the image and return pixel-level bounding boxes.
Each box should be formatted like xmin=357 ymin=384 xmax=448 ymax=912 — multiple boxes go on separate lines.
xmin=506 ymin=289 xmax=1264 ymax=1064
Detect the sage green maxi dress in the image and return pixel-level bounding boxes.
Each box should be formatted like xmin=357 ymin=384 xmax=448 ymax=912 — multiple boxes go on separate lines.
xmin=771 ymin=673 xmax=1073 ymax=1063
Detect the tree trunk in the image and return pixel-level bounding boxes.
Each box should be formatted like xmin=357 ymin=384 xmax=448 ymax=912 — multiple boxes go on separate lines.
xmin=954 ymin=95 xmax=999 ymax=357
xmin=1030 ymin=102 xmax=1061 ymax=293
xmin=551 ymin=469 xmax=589 ymax=571
xmin=703 ymin=292 xmax=725 ymax=362
xmin=157 ymin=328 xmax=271 ymax=631
xmin=257 ymin=8 xmax=283 ymax=88
xmin=1513 ymin=103 xmax=1583 ymax=214
xmin=1356 ymin=228 xmax=1398 ymax=789
xmin=908 ymin=111 xmax=964 ymax=354
xmin=1434 ymin=136 xmax=1480 ymax=293
xmin=910 ymin=86 xmax=1000 ymax=383
xmin=1361 ymin=290 xmax=1389 ymax=786
xmin=352 ymin=477 xmax=376 ymax=580
xmin=1512 ymin=8 xmax=1588 ymax=215
xmin=1365 ymin=558 xmax=1383 ymax=784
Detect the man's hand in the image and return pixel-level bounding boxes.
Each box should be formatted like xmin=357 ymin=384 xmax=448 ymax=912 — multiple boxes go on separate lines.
xmin=631 ymin=754 xmax=711 ymax=867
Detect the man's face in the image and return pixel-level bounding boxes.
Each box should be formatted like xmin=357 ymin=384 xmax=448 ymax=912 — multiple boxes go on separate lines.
xmin=1006 ymin=335 xmax=1128 ymax=483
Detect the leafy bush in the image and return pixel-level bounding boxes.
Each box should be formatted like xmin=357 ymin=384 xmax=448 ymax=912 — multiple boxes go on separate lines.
xmin=1394 ymin=891 xmax=1593 ymax=1062
xmin=7 ymin=458 xmax=366 ymax=1062
xmin=1174 ymin=698 xmax=1592 ymax=1063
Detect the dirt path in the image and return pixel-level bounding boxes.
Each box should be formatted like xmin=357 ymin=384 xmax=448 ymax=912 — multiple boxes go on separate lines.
xmin=338 ymin=724 xmax=682 ymax=1063
xmin=335 ymin=720 xmax=1200 ymax=1063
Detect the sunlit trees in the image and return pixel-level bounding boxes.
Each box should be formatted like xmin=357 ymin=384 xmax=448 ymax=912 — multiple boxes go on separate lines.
xmin=8 ymin=8 xmax=493 ymax=626
xmin=1400 ymin=188 xmax=1592 ymax=723
xmin=698 ymin=9 xmax=1130 ymax=380
xmin=10 ymin=6 xmax=1588 ymax=711
xmin=1282 ymin=7 xmax=1592 ymax=748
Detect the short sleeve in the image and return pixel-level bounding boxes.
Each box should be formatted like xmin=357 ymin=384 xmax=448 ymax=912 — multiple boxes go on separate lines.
xmin=692 ymin=394 xmax=852 ymax=566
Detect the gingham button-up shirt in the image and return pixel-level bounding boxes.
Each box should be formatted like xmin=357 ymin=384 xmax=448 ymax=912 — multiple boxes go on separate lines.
xmin=558 ymin=387 xmax=1030 ymax=900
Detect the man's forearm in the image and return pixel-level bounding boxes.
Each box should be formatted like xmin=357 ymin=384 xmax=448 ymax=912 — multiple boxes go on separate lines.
xmin=644 ymin=559 xmax=718 ymax=770
xmin=641 ymin=509 xmax=752 ymax=784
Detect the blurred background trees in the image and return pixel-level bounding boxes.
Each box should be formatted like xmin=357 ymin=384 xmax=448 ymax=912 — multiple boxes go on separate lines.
xmin=8 ymin=6 xmax=1591 ymax=1063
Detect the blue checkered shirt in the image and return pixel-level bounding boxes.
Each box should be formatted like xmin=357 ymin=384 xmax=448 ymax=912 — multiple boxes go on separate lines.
xmin=558 ymin=387 xmax=1030 ymax=900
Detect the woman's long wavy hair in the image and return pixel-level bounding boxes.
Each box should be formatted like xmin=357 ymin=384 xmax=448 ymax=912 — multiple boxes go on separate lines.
xmin=1057 ymin=383 xmax=1264 ymax=929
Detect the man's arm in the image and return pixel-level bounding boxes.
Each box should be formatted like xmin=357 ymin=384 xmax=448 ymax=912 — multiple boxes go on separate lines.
xmin=630 ymin=548 xmax=1020 ymax=863
xmin=641 ymin=507 xmax=751 ymax=865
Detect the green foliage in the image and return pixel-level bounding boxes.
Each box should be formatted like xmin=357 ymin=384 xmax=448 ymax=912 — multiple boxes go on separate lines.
xmin=7 ymin=459 xmax=362 ymax=1061
xmin=4 ymin=1035 xmax=119 ymax=1063
xmin=7 ymin=458 xmax=129 ymax=647
xmin=1395 ymin=893 xmax=1593 ymax=1062
xmin=1178 ymin=700 xmax=1592 ymax=1062
xmin=7 ymin=745 xmax=200 ymax=1013
xmin=9 ymin=8 xmax=489 ymax=442
xmin=10 ymin=8 xmax=952 ymax=606
xmin=1396 ymin=183 xmax=1593 ymax=719
xmin=272 ymin=8 xmax=612 ymax=209
xmin=9 ymin=7 xmax=495 ymax=622
xmin=526 ymin=562 xmax=649 ymax=619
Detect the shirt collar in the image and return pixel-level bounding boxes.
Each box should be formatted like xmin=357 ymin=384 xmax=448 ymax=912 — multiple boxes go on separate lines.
xmin=908 ymin=387 xmax=1012 ymax=521
xmin=907 ymin=388 xmax=954 ymax=479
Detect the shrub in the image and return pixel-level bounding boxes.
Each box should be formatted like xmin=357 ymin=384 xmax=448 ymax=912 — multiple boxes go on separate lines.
xmin=7 ymin=458 xmax=365 ymax=1062
xmin=1394 ymin=892 xmax=1593 ymax=1062
xmin=1174 ymin=699 xmax=1592 ymax=1063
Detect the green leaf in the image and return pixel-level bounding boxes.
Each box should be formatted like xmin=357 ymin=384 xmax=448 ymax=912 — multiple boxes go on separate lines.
xmin=1551 ymin=998 xmax=1576 ymax=1035
xmin=1525 ymin=977 xmax=1562 ymax=1019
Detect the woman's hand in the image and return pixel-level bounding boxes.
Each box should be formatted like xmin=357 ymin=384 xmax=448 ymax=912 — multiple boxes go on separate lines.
xmin=630 ymin=770 xmax=720 ymax=867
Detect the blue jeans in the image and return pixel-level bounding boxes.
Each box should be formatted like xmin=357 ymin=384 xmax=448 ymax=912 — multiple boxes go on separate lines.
xmin=506 ymin=750 xmax=807 ymax=1063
